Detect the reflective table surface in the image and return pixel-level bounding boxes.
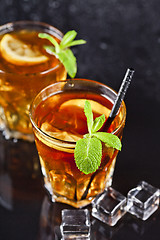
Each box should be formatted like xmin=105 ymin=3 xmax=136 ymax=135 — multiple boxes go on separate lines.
xmin=0 ymin=131 xmax=159 ymax=240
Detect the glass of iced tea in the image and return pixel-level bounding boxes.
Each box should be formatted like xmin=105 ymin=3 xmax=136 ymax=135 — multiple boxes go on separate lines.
xmin=0 ymin=21 xmax=67 ymax=141
xmin=29 ymin=79 xmax=126 ymax=208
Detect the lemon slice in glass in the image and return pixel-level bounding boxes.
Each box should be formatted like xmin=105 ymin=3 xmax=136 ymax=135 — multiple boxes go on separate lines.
xmin=39 ymin=122 xmax=81 ymax=153
xmin=0 ymin=34 xmax=48 ymax=65
xmin=41 ymin=122 xmax=81 ymax=142
xmin=60 ymin=99 xmax=110 ymax=117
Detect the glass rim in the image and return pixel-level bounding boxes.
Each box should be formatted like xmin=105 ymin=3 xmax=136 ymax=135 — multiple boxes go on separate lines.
xmin=29 ymin=79 xmax=126 ymax=148
xmin=0 ymin=20 xmax=63 ymax=75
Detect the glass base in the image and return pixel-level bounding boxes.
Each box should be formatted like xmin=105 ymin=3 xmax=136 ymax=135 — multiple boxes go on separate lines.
xmin=51 ymin=193 xmax=95 ymax=209
xmin=42 ymin=158 xmax=117 ymax=208
xmin=0 ymin=119 xmax=34 ymax=142
xmin=44 ymin=179 xmax=114 ymax=209
xmin=0 ymin=106 xmax=34 ymax=142
xmin=43 ymin=179 xmax=94 ymax=208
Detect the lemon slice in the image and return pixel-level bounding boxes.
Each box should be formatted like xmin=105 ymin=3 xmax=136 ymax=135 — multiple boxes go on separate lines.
xmin=36 ymin=122 xmax=81 ymax=153
xmin=41 ymin=122 xmax=81 ymax=142
xmin=0 ymin=34 xmax=48 ymax=65
xmin=60 ymin=99 xmax=110 ymax=117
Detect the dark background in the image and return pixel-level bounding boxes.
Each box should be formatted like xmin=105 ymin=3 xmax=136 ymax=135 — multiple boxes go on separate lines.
xmin=0 ymin=0 xmax=160 ymax=239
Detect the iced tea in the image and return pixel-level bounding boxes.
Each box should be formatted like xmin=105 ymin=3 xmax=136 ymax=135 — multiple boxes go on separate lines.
xmin=30 ymin=79 xmax=126 ymax=208
xmin=0 ymin=21 xmax=67 ymax=141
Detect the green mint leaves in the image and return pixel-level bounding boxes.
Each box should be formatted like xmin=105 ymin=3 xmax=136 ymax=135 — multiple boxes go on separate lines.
xmin=38 ymin=30 xmax=86 ymax=78
xmin=74 ymin=100 xmax=122 ymax=174
xmin=74 ymin=137 xmax=102 ymax=175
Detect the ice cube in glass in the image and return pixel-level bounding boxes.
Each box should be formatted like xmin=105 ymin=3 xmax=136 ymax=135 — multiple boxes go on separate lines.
xmin=127 ymin=181 xmax=160 ymax=220
xmin=60 ymin=209 xmax=90 ymax=239
xmin=92 ymin=187 xmax=127 ymax=226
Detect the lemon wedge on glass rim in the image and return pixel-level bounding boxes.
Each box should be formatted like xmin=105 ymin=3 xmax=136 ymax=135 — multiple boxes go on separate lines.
xmin=0 ymin=34 xmax=48 ymax=65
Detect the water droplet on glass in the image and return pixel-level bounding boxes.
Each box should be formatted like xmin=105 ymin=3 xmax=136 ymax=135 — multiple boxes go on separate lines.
xmin=99 ymin=42 xmax=108 ymax=50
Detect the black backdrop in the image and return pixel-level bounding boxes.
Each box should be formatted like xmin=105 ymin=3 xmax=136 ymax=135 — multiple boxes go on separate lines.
xmin=0 ymin=0 xmax=160 ymax=197
xmin=0 ymin=0 xmax=160 ymax=212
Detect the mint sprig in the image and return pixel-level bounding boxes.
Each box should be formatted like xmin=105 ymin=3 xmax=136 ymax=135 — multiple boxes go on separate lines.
xmin=38 ymin=30 xmax=86 ymax=78
xmin=74 ymin=100 xmax=122 ymax=174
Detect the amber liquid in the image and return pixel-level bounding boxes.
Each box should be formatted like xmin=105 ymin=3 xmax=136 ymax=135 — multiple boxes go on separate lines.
xmin=0 ymin=30 xmax=66 ymax=140
xmin=33 ymin=91 xmax=124 ymax=208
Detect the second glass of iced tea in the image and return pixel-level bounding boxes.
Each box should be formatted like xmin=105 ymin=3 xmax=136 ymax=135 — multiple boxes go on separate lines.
xmin=0 ymin=21 xmax=67 ymax=141
xmin=30 ymin=79 xmax=126 ymax=208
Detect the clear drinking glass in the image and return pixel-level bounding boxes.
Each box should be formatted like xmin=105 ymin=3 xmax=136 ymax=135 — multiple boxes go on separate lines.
xmin=29 ymin=79 xmax=126 ymax=208
xmin=0 ymin=21 xmax=67 ymax=141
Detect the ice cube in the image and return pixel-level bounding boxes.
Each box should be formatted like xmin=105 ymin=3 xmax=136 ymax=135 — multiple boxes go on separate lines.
xmin=60 ymin=209 xmax=91 ymax=239
xmin=76 ymin=175 xmax=91 ymax=201
xmin=92 ymin=187 xmax=128 ymax=226
xmin=49 ymin=170 xmax=76 ymax=200
xmin=127 ymin=181 xmax=160 ymax=220
xmin=62 ymin=237 xmax=90 ymax=240
xmin=87 ymin=170 xmax=107 ymax=199
xmin=87 ymin=156 xmax=117 ymax=199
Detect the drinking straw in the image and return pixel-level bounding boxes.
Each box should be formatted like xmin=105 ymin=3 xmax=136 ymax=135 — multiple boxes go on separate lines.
xmin=81 ymin=68 xmax=134 ymax=200
xmin=103 ymin=68 xmax=135 ymax=131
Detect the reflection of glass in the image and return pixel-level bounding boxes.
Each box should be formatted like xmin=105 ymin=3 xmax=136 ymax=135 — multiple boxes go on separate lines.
xmin=30 ymin=79 xmax=126 ymax=208
xmin=127 ymin=213 xmax=159 ymax=237
xmin=38 ymin=196 xmax=63 ymax=240
xmin=92 ymin=218 xmax=124 ymax=240
xmin=0 ymin=132 xmax=42 ymax=210
xmin=0 ymin=172 xmax=13 ymax=211
xmin=0 ymin=21 xmax=67 ymax=141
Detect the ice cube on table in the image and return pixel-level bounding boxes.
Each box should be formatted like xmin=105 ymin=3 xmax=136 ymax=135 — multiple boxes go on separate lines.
xmin=60 ymin=209 xmax=90 ymax=239
xmin=127 ymin=181 xmax=160 ymax=220
xmin=92 ymin=187 xmax=128 ymax=226
xmin=61 ymin=236 xmax=90 ymax=240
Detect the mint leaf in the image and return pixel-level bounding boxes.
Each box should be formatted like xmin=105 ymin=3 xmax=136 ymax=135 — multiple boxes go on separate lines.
xmin=74 ymin=137 xmax=102 ymax=174
xmin=38 ymin=33 xmax=60 ymax=52
xmin=38 ymin=30 xmax=86 ymax=78
xmin=60 ymin=30 xmax=86 ymax=48
xmin=93 ymin=132 xmax=122 ymax=150
xmin=44 ymin=46 xmax=56 ymax=55
xmin=60 ymin=30 xmax=77 ymax=48
xmin=63 ymin=39 xmax=86 ymax=48
xmin=84 ymin=100 xmax=93 ymax=135
xmin=74 ymin=100 xmax=122 ymax=174
xmin=57 ymin=48 xmax=77 ymax=78
xmin=92 ymin=114 xmax=105 ymax=133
